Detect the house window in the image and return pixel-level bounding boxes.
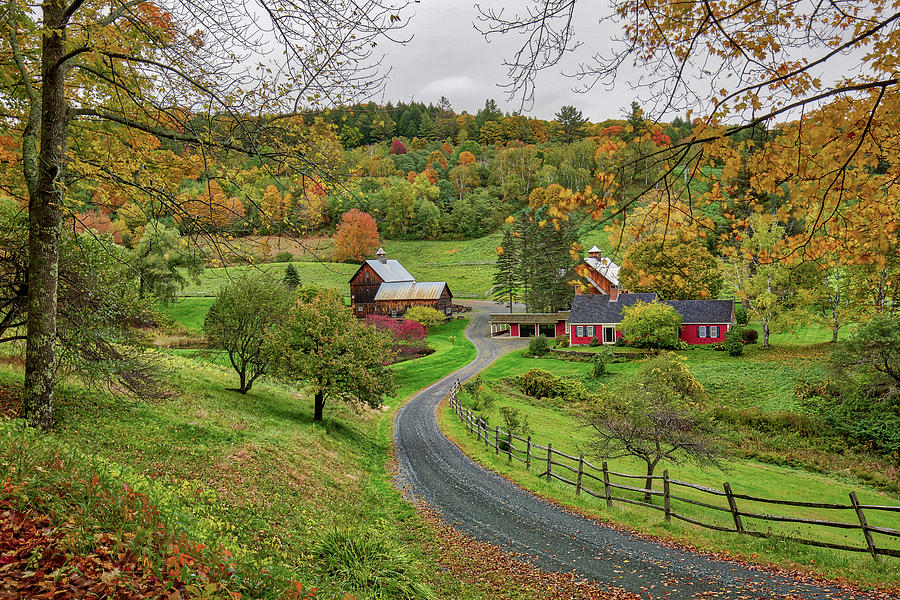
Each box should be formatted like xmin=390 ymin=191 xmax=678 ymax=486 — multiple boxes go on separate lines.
xmin=565 ymin=323 xmax=570 ymax=334
xmin=576 ymin=326 xmax=584 ymax=337
xmin=391 ymin=309 xmax=398 ymax=318
xmin=709 ymin=326 xmax=719 ymax=338
xmin=698 ymin=326 xmax=707 ymax=338
xmin=587 ymin=326 xmax=595 ymax=337
xmin=604 ymin=326 xmax=616 ymax=343
xmin=445 ymin=307 xmax=452 ymax=315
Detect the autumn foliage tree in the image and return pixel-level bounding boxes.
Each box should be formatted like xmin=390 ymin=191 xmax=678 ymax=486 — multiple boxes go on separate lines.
xmin=332 ymin=209 xmax=380 ymax=263
xmin=0 ymin=0 xmax=410 ymax=430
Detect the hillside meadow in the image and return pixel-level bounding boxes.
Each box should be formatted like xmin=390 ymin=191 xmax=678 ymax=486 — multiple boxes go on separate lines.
xmin=0 ymin=319 xmax=567 ymax=600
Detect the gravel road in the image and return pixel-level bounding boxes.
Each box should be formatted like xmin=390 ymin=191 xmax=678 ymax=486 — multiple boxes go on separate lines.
xmin=393 ymin=302 xmax=894 ymax=599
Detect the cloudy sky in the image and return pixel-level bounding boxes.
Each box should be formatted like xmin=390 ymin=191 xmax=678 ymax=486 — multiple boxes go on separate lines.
xmin=377 ymin=0 xmax=636 ymax=122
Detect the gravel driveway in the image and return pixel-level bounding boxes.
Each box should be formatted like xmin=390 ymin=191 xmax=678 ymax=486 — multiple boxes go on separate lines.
xmin=393 ymin=302 xmax=894 ymax=599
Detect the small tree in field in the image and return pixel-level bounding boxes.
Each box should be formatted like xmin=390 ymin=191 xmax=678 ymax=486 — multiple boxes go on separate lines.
xmin=267 ymin=292 xmax=397 ymax=422
xmin=404 ymin=306 xmax=446 ymax=330
xmin=282 ymin=264 xmax=301 ymax=289
xmin=204 ymin=273 xmax=293 ymax=394
xmin=619 ymin=301 xmax=682 ymax=349
xmin=332 ymin=209 xmax=380 ymax=263
xmin=585 ymin=353 xmax=720 ymax=502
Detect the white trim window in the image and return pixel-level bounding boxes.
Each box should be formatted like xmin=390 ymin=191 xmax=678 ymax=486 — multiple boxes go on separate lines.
xmin=604 ymin=326 xmax=616 ymax=343
xmin=576 ymin=326 xmax=584 ymax=337
xmin=565 ymin=323 xmax=570 ymax=334
xmin=587 ymin=325 xmax=595 ymax=337
xmin=698 ymin=326 xmax=707 ymax=338
xmin=709 ymin=326 xmax=719 ymax=338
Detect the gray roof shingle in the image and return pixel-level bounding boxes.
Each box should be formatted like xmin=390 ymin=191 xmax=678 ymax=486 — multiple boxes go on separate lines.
xmin=664 ymin=300 xmax=734 ymax=324
xmin=568 ymin=293 xmax=658 ymax=324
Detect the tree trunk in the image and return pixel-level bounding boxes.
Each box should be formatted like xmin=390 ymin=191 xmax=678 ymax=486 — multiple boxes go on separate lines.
xmin=21 ymin=2 xmax=68 ymax=431
xmin=314 ymin=390 xmax=325 ymax=422
xmin=832 ymin=325 xmax=839 ymax=344
xmin=762 ymin=319 xmax=770 ymax=348
xmin=644 ymin=461 xmax=657 ymax=504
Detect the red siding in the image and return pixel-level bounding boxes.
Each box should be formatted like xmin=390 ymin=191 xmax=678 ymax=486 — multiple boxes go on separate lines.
xmin=680 ymin=324 xmax=728 ymax=345
xmin=569 ymin=324 xmax=623 ymax=345
xmin=555 ymin=321 xmax=566 ymax=337
xmin=510 ymin=323 xmax=519 ymax=337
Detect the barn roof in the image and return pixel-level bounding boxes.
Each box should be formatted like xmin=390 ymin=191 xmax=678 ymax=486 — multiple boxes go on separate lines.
xmin=568 ymin=293 xmax=658 ymax=324
xmin=584 ymin=256 xmax=621 ymax=287
xmin=374 ymin=281 xmax=450 ymax=301
xmin=360 ymin=259 xmax=415 ymax=283
xmin=489 ymin=311 xmax=568 ymax=325
xmin=664 ymin=300 xmax=734 ymax=324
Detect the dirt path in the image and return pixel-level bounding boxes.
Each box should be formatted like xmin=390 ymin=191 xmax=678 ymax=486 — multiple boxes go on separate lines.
xmin=393 ymin=302 xmax=893 ymax=599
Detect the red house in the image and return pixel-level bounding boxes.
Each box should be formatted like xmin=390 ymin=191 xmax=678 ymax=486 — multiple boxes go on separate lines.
xmin=567 ymin=293 xmax=734 ymax=346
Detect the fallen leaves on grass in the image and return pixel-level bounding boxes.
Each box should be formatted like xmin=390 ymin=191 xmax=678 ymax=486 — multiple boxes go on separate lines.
xmin=0 ymin=501 xmax=168 ymax=599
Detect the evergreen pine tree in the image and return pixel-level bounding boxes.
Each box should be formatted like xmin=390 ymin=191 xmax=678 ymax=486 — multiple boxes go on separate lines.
xmin=282 ymin=263 xmax=301 ymax=290
xmin=493 ymin=228 xmax=520 ymax=313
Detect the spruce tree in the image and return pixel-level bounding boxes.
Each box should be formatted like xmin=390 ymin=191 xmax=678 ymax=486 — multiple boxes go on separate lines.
xmin=282 ymin=263 xmax=301 ymax=290
xmin=493 ymin=229 xmax=520 ymax=312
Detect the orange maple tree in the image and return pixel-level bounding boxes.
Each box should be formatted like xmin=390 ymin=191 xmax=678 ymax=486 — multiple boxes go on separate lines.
xmin=332 ymin=209 xmax=380 ymax=262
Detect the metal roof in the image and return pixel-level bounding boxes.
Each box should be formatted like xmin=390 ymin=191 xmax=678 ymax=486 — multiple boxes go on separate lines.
xmin=568 ymin=293 xmax=658 ymax=324
xmin=584 ymin=256 xmax=621 ymax=287
xmin=588 ymin=245 xmax=602 ymax=253
xmin=489 ymin=312 xmax=568 ymax=325
xmin=374 ymin=281 xmax=449 ymax=301
xmin=364 ymin=259 xmax=414 ymax=283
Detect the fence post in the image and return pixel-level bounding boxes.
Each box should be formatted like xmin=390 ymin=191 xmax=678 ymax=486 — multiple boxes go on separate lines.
xmin=506 ymin=432 xmax=512 ymax=463
xmin=576 ymin=454 xmax=584 ymax=496
xmin=476 ymin=417 xmax=482 ymax=442
xmin=483 ymin=419 xmax=489 ymax=448
xmin=723 ymin=482 xmax=744 ymax=533
xmin=546 ymin=443 xmax=553 ymax=482
xmin=850 ymin=492 xmax=879 ymax=560
xmin=525 ymin=436 xmax=531 ymax=471
xmin=663 ymin=470 xmax=671 ymax=523
xmin=494 ymin=426 xmax=499 ymax=455
xmin=602 ymin=461 xmax=612 ymax=507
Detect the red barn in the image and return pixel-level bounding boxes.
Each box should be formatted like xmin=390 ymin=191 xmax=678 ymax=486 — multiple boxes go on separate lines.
xmin=348 ymin=248 xmax=452 ymax=318
xmin=574 ymin=245 xmax=624 ymax=299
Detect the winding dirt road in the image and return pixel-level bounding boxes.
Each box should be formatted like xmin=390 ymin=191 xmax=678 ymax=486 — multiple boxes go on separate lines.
xmin=393 ymin=303 xmax=892 ymax=599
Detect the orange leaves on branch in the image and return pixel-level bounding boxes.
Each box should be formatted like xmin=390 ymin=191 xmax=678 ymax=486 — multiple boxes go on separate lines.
xmin=457 ymin=151 xmax=477 ymax=166
xmin=176 ymin=181 xmax=244 ymax=231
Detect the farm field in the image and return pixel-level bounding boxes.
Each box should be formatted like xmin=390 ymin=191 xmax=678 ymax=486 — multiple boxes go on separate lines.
xmin=440 ymin=346 xmax=900 ymax=588
xmin=0 ymin=319 xmax=532 ymax=600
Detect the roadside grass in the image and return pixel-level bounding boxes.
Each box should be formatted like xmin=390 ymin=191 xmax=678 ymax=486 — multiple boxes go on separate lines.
xmin=0 ymin=319 xmax=496 ymax=600
xmin=439 ymin=390 xmax=900 ymax=589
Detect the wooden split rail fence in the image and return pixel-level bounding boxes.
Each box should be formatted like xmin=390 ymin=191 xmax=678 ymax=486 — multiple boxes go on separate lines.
xmin=446 ymin=387 xmax=900 ymax=560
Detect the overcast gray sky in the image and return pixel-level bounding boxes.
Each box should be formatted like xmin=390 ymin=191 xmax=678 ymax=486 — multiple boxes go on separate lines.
xmin=378 ymin=0 xmax=635 ymax=121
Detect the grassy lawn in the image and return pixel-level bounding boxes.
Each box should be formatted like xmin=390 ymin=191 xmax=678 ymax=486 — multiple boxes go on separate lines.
xmin=0 ymin=318 xmax=516 ymax=600
xmin=160 ymin=296 xmax=215 ymax=332
xmin=440 ymin=347 xmax=900 ymax=589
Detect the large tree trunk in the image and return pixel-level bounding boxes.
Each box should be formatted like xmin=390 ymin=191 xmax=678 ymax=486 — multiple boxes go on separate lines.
xmin=21 ymin=2 xmax=68 ymax=431
xmin=314 ymin=390 xmax=325 ymax=422
xmin=761 ymin=319 xmax=770 ymax=348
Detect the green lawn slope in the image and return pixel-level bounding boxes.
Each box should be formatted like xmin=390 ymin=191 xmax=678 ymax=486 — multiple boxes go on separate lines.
xmin=0 ymin=319 xmax=513 ymax=600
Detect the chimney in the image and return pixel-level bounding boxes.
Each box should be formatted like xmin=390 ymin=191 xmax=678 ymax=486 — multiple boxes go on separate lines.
xmin=376 ymin=247 xmax=387 ymax=264
xmin=588 ymin=245 xmax=601 ymax=259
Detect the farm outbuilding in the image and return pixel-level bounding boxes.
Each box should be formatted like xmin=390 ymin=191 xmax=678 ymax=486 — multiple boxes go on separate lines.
xmin=349 ymin=248 xmax=452 ymax=317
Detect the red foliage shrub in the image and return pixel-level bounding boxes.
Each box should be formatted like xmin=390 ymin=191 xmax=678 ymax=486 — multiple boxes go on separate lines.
xmin=389 ymin=139 xmax=407 ymax=154
xmin=365 ymin=315 xmax=426 ymax=342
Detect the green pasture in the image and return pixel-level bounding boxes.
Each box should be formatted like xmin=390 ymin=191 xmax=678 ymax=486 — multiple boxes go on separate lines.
xmin=0 ymin=319 xmax=502 ymax=600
